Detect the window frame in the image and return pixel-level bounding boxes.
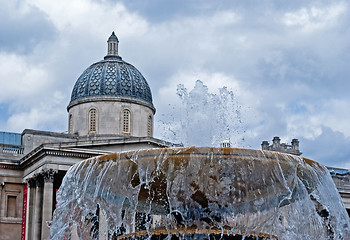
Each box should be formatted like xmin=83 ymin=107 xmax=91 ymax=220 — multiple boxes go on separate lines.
xmin=68 ymin=114 xmax=73 ymax=134
xmin=88 ymin=108 xmax=97 ymax=133
xmin=122 ymin=109 xmax=131 ymax=134
xmin=4 ymin=189 xmax=21 ymax=219
xmin=147 ymin=115 xmax=153 ymax=137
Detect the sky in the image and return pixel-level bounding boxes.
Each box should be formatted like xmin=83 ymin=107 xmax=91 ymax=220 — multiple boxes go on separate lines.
xmin=0 ymin=0 xmax=350 ymax=168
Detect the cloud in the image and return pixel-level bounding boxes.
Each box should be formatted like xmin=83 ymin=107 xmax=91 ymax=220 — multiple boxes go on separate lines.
xmin=301 ymin=127 xmax=350 ymax=167
xmin=5 ymin=91 xmax=66 ymax=132
xmin=0 ymin=0 xmax=350 ymax=169
xmin=0 ymin=0 xmax=56 ymax=54
xmin=283 ymin=2 xmax=347 ymax=32
xmin=0 ymin=53 xmax=50 ymax=102
xmin=30 ymin=0 xmax=149 ymax=37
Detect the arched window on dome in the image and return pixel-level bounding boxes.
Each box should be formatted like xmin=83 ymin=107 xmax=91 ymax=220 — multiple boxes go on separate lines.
xmin=147 ymin=115 xmax=153 ymax=137
xmin=68 ymin=114 xmax=73 ymax=134
xmin=122 ymin=109 xmax=131 ymax=134
xmin=89 ymin=108 xmax=97 ymax=133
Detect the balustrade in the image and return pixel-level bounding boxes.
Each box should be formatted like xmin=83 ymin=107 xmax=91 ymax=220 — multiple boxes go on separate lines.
xmin=0 ymin=144 xmax=24 ymax=155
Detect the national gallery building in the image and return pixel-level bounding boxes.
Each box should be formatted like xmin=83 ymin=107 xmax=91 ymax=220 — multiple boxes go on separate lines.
xmin=0 ymin=33 xmax=349 ymax=240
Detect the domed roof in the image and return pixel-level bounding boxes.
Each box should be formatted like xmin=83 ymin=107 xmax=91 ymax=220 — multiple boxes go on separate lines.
xmin=108 ymin=31 xmax=119 ymax=42
xmin=69 ymin=33 xmax=153 ymax=109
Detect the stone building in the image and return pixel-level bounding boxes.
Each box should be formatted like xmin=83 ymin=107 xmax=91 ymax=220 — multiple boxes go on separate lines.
xmin=262 ymin=136 xmax=350 ymax=215
xmin=0 ymin=32 xmax=176 ymax=240
xmin=261 ymin=136 xmax=301 ymax=156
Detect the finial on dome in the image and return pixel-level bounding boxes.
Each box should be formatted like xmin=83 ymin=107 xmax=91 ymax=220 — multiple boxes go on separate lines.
xmin=106 ymin=31 xmax=119 ymax=57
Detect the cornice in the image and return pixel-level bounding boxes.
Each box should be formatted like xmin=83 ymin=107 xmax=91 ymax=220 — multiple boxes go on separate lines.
xmin=67 ymin=96 xmax=156 ymax=113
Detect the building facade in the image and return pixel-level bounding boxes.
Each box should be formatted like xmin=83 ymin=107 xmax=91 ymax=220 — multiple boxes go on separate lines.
xmin=0 ymin=32 xmax=176 ymax=240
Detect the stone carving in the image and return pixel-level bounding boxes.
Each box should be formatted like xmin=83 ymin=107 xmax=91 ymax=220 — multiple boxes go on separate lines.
xmin=42 ymin=169 xmax=58 ymax=183
xmin=34 ymin=173 xmax=44 ymax=188
xmin=27 ymin=178 xmax=36 ymax=188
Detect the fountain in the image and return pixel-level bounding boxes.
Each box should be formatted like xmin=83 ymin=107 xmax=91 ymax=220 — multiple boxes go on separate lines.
xmin=50 ymin=147 xmax=350 ymax=239
xmin=158 ymin=80 xmax=246 ymax=147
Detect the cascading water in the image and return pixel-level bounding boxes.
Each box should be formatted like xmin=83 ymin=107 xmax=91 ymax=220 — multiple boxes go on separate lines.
xmin=50 ymin=147 xmax=350 ymax=239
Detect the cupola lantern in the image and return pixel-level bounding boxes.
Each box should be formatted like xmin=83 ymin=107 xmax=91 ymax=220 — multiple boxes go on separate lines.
xmin=107 ymin=31 xmax=119 ymax=57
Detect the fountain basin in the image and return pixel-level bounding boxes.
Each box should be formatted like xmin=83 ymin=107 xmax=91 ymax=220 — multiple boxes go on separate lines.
xmin=50 ymin=147 xmax=350 ymax=239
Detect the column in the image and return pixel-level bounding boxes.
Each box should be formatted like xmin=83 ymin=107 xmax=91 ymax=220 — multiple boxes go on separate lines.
xmin=33 ymin=174 xmax=43 ymax=240
xmin=41 ymin=169 xmax=57 ymax=240
xmin=26 ymin=178 xmax=36 ymax=240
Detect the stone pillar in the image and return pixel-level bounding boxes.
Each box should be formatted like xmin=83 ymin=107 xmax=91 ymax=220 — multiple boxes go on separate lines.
xmin=0 ymin=183 xmax=4 ymax=218
xmin=41 ymin=169 xmax=57 ymax=240
xmin=261 ymin=141 xmax=269 ymax=150
xmin=26 ymin=178 xmax=36 ymax=240
xmin=272 ymin=136 xmax=281 ymax=149
xmin=291 ymin=139 xmax=299 ymax=151
xmin=33 ymin=174 xmax=44 ymax=240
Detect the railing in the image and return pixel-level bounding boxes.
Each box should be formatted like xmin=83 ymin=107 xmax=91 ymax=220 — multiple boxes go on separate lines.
xmin=0 ymin=144 xmax=24 ymax=155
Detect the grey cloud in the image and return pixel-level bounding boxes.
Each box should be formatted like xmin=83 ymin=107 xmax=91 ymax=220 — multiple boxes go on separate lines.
xmin=1 ymin=0 xmax=350 ymax=169
xmin=0 ymin=1 xmax=57 ymax=54
xmin=301 ymin=127 xmax=350 ymax=167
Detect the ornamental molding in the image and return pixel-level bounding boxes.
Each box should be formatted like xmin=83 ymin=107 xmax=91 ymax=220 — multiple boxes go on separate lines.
xmin=27 ymin=168 xmax=58 ymax=185
xmin=19 ymin=147 xmax=100 ymax=171
xmin=43 ymin=169 xmax=58 ymax=183
xmin=34 ymin=173 xmax=44 ymax=188
xmin=67 ymin=96 xmax=155 ymax=113
xmin=27 ymin=178 xmax=36 ymax=188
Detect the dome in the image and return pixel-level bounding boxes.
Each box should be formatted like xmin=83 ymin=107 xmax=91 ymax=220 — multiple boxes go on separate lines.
xmin=68 ymin=33 xmax=153 ymax=110
xmin=108 ymin=31 xmax=119 ymax=42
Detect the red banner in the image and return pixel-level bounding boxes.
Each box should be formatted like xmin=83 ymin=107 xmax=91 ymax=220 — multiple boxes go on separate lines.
xmin=21 ymin=185 xmax=27 ymax=240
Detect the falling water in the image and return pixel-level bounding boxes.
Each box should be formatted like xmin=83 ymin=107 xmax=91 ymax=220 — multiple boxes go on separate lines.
xmin=50 ymin=147 xmax=350 ymax=239
xmin=158 ymin=80 xmax=246 ymax=147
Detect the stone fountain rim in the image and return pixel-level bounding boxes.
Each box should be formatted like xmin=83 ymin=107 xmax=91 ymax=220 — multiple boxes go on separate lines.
xmin=94 ymin=146 xmax=321 ymax=169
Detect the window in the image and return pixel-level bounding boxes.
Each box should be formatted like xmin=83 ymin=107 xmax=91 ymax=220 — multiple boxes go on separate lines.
xmin=68 ymin=114 xmax=73 ymax=134
xmin=7 ymin=196 xmax=17 ymax=217
xmin=113 ymin=43 xmax=116 ymax=50
xmin=122 ymin=109 xmax=131 ymax=134
xmin=89 ymin=109 xmax=97 ymax=133
xmin=147 ymin=115 xmax=153 ymax=137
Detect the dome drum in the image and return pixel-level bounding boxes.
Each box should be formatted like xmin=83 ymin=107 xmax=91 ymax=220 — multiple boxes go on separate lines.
xmin=68 ymin=101 xmax=154 ymax=137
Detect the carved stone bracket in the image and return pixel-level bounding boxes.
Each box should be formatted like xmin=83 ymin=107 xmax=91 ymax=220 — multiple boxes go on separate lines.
xmin=42 ymin=169 xmax=58 ymax=183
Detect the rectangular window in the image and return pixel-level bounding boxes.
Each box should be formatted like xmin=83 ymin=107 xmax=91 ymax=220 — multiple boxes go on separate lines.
xmin=123 ymin=110 xmax=130 ymax=133
xmin=89 ymin=109 xmax=97 ymax=133
xmin=7 ymin=195 xmax=17 ymax=217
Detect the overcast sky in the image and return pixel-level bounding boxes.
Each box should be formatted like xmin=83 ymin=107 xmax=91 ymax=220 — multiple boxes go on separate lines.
xmin=0 ymin=0 xmax=350 ymax=168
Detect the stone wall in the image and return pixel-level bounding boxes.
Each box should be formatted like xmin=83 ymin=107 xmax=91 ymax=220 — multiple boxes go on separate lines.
xmin=68 ymin=100 xmax=154 ymax=137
